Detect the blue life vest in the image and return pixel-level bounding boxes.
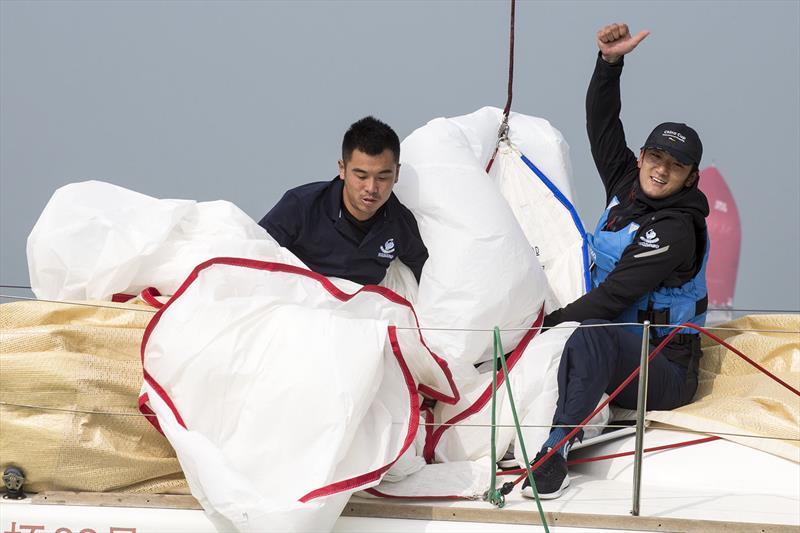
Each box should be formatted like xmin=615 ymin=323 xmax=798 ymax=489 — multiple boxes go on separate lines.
xmin=587 ymin=196 xmax=709 ymax=338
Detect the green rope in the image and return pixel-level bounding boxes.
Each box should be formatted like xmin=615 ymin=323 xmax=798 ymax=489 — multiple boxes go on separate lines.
xmin=485 ymin=327 xmax=550 ymax=532
xmin=484 ymin=328 xmax=505 ymax=507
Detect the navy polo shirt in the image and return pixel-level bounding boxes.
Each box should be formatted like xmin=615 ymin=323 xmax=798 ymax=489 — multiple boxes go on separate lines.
xmin=259 ymin=177 xmax=428 ymax=286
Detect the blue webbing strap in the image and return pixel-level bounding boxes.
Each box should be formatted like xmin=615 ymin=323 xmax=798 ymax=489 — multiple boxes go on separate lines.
xmin=520 ymin=153 xmax=592 ymax=292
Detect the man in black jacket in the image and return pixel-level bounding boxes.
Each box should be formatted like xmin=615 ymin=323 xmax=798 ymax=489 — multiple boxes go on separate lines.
xmin=523 ymin=23 xmax=710 ymax=500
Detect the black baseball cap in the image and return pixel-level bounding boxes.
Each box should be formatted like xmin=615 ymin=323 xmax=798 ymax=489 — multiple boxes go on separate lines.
xmin=642 ymin=122 xmax=703 ymax=167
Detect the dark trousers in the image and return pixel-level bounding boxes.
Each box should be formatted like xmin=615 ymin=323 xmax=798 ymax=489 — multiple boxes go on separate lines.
xmin=552 ymin=319 xmax=698 ymax=434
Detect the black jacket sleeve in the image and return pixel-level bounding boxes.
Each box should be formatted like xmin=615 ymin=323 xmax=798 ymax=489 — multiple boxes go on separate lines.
xmin=399 ymin=217 xmax=429 ymax=284
xmin=586 ymin=53 xmax=640 ymax=202
xmin=544 ymin=216 xmax=696 ymax=327
xmin=258 ymin=192 xmax=301 ymax=248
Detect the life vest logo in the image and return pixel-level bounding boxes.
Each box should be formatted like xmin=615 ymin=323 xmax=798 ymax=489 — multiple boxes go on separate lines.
xmin=638 ymin=229 xmax=661 ymax=249
xmin=378 ymin=238 xmax=395 ymax=259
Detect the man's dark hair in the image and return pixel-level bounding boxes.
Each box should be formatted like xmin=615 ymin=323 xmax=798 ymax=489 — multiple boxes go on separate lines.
xmin=342 ymin=116 xmax=400 ymax=164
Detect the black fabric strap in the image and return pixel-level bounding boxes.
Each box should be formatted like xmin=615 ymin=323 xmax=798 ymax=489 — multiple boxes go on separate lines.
xmin=695 ymin=294 xmax=709 ymax=316
xmin=637 ymin=305 xmax=670 ymax=325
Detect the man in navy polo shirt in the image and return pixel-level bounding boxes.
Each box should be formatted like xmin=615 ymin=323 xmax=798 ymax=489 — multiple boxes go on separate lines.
xmin=258 ymin=116 xmax=428 ymax=286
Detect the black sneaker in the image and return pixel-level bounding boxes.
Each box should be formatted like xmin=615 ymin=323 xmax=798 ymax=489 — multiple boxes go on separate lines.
xmin=520 ymin=448 xmax=569 ymax=500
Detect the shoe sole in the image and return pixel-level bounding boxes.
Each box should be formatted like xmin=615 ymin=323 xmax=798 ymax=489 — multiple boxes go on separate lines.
xmin=520 ymin=474 xmax=570 ymax=500
xmin=497 ymin=459 xmax=520 ymax=470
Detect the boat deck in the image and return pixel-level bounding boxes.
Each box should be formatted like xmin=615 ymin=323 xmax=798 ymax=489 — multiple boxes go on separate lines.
xmin=2 ymin=428 xmax=797 ymax=533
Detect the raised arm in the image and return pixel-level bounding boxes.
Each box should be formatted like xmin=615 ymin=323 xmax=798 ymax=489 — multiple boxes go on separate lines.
xmin=586 ymin=23 xmax=650 ymax=201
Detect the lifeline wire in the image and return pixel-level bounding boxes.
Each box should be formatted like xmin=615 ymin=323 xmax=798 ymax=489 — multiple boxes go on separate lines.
xmin=0 ymin=293 xmax=158 ymax=313
xmin=2 ymin=293 xmax=798 ymax=334
xmin=3 ymin=286 xmax=798 ymax=315
xmin=0 ymin=401 xmax=158 ymax=418
xmin=708 ymin=307 xmax=800 ymax=313
xmin=2 ymin=401 xmax=797 ymax=442
xmin=397 ymin=324 xmax=800 ymax=334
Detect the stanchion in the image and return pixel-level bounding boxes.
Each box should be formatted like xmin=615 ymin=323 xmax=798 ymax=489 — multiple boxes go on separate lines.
xmin=631 ymin=321 xmax=650 ymax=516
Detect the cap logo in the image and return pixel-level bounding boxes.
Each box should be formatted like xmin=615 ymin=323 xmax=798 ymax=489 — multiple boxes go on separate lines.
xmin=661 ymin=130 xmax=686 ymax=143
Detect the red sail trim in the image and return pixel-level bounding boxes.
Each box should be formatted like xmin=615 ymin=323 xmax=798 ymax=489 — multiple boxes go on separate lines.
xmin=364 ymin=488 xmax=467 ymax=501
xmin=138 ymin=257 xmax=457 ymax=407
xmin=137 ymin=393 xmax=163 ymax=434
xmin=137 ymin=257 xmax=448 ymax=499
xmin=140 ymin=287 xmax=164 ymax=308
xmin=422 ymin=309 xmax=544 ymax=462
xmin=298 ymin=325 xmax=420 ymax=502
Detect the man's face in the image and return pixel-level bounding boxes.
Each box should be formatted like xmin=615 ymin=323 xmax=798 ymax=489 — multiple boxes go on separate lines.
xmin=637 ymin=148 xmax=697 ymax=200
xmin=338 ymin=148 xmax=399 ymax=221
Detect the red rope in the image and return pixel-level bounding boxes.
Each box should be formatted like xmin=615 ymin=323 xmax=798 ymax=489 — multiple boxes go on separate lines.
xmin=566 ymin=435 xmax=721 ymax=465
xmin=503 ymin=0 xmax=515 ymax=117
xmin=496 ymin=436 xmax=721 ymax=476
xmin=367 ymin=320 xmax=795 ymax=500
xmin=509 ymin=322 xmax=800 ymax=487
xmin=363 ymin=488 xmax=465 ymax=500
xmin=485 ymin=0 xmax=516 ymax=174
xmin=691 ymin=323 xmax=800 ymax=396
xmin=368 ymin=436 xmax=721 ymax=501
xmin=485 ymin=149 xmax=499 ymax=174
xmin=508 ymin=327 xmax=683 ymax=486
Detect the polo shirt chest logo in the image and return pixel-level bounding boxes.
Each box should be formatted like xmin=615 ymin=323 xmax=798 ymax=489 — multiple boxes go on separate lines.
xmin=378 ymin=238 xmax=396 ymax=259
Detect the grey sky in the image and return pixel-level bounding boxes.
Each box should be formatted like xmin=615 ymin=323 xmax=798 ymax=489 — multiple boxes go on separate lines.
xmin=1 ymin=0 xmax=798 ymax=310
